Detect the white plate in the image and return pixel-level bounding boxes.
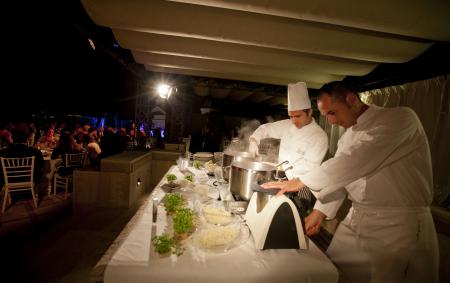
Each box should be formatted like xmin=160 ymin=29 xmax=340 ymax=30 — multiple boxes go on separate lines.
xmin=194 ymin=152 xmax=213 ymax=158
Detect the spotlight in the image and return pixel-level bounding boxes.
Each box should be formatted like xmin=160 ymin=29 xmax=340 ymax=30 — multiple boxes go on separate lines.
xmin=88 ymin=38 xmax=96 ymax=50
xmin=157 ymin=84 xmax=173 ymax=99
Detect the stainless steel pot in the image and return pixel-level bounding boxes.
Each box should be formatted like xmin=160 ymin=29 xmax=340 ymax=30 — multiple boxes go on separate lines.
xmin=229 ymin=160 xmax=277 ymax=200
xmin=222 ymin=151 xmax=254 ymax=182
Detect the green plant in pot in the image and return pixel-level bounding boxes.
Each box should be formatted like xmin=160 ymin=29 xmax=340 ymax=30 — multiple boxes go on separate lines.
xmin=163 ymin=193 xmax=184 ymax=214
xmin=173 ymin=208 xmax=195 ymax=240
xmin=152 ymin=234 xmax=175 ymax=256
xmin=166 ymin=173 xmax=177 ymax=183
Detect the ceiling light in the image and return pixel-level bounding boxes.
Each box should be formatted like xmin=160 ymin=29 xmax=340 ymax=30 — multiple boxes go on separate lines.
xmin=157 ymin=84 xmax=174 ymax=99
xmin=88 ymin=38 xmax=96 ymax=50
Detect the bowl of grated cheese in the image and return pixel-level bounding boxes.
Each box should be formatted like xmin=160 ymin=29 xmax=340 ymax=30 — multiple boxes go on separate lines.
xmin=202 ymin=205 xmax=234 ymax=226
xmin=193 ymin=222 xmax=250 ymax=253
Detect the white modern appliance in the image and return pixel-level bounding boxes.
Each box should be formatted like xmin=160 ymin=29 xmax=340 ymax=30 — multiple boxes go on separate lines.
xmin=244 ymin=185 xmax=308 ymax=250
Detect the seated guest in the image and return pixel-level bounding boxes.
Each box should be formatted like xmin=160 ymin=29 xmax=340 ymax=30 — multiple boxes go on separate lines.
xmin=72 ymin=126 xmax=85 ymax=147
xmin=55 ymin=122 xmax=66 ymax=135
xmin=51 ymin=132 xmax=83 ymax=176
xmin=135 ymin=128 xmax=147 ymax=149
xmin=81 ymin=124 xmax=91 ymax=146
xmin=38 ymin=127 xmax=57 ymax=149
xmin=0 ymin=124 xmax=13 ymax=149
xmin=97 ymin=126 xmax=105 ymax=141
xmin=27 ymin=126 xmax=37 ymax=147
xmin=99 ymin=127 xmax=126 ymax=159
xmin=88 ymin=127 xmax=99 ymax=143
xmin=86 ymin=135 xmax=101 ymax=166
xmin=119 ymin=127 xmax=131 ymax=144
xmin=129 ymin=122 xmax=137 ymax=141
xmin=0 ymin=123 xmax=44 ymax=187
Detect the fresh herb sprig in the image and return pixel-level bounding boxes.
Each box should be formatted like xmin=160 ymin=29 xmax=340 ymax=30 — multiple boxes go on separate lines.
xmin=193 ymin=160 xmax=202 ymax=169
xmin=166 ymin=174 xmax=177 ymax=182
xmin=152 ymin=234 xmax=175 ymax=254
xmin=184 ymin=174 xmax=194 ymax=182
xmin=173 ymin=208 xmax=195 ymax=234
xmin=163 ymin=193 xmax=184 ymax=213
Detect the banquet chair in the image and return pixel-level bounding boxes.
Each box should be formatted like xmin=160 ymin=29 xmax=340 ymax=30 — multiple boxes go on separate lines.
xmin=1 ymin=156 xmax=37 ymax=213
xmin=53 ymin=152 xmax=85 ymax=200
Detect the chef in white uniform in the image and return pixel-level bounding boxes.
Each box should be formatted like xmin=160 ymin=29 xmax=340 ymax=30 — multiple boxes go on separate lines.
xmin=262 ymin=81 xmax=439 ymax=283
xmin=249 ymin=82 xmax=338 ymax=216
xmin=249 ymin=82 xmax=328 ymax=180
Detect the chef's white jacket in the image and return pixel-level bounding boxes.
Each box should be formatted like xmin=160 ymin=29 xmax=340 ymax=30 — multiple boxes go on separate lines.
xmin=301 ymin=105 xmax=439 ymax=282
xmin=250 ymin=119 xmax=343 ymax=218
xmin=250 ymin=119 xmax=328 ymax=179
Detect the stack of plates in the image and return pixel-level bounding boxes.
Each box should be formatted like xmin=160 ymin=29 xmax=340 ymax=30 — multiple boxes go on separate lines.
xmin=193 ymin=152 xmax=213 ymax=163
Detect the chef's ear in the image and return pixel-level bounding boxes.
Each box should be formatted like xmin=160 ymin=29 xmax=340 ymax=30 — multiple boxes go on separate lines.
xmin=345 ymin=94 xmax=357 ymax=105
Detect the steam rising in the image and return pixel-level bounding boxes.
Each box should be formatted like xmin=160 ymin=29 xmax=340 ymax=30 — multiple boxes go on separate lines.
xmin=224 ymin=118 xmax=282 ymax=164
xmin=225 ymin=119 xmax=260 ymax=153
xmin=238 ymin=119 xmax=261 ymax=145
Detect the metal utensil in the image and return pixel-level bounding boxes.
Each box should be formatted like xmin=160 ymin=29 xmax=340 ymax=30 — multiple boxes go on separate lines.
xmin=212 ymin=180 xmax=222 ymax=201
xmin=274 ymin=160 xmax=289 ymax=168
xmin=222 ymin=151 xmax=255 ymax=182
xmin=152 ymin=197 xmax=158 ymax=222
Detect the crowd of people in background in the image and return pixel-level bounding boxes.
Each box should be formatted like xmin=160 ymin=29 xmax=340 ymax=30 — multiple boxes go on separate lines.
xmin=0 ymin=118 xmax=172 ymax=200
xmin=0 ymin=120 xmax=151 ymax=166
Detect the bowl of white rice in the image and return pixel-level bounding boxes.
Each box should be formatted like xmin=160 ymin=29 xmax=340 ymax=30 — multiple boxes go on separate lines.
xmin=193 ymin=222 xmax=249 ymax=252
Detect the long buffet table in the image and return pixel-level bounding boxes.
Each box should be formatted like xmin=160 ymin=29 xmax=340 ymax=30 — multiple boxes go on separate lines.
xmin=93 ymin=165 xmax=338 ymax=283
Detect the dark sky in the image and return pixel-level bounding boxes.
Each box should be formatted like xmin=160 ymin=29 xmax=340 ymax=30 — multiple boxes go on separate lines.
xmin=3 ymin=1 xmax=448 ymax=122
xmin=3 ymin=0 xmax=139 ymax=120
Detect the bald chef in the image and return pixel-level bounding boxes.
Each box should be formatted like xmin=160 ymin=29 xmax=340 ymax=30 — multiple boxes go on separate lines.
xmin=262 ymin=81 xmax=439 ymax=283
xmin=249 ymin=82 xmax=337 ymax=216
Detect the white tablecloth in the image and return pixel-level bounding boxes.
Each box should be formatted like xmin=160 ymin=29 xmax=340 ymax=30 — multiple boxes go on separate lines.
xmin=104 ymin=166 xmax=338 ymax=283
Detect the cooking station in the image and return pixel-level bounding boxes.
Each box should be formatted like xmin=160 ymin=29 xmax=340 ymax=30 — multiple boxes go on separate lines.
xmin=93 ymin=162 xmax=338 ymax=283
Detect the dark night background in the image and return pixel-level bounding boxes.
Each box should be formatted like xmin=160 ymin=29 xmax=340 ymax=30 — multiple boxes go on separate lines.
xmin=3 ymin=0 xmax=142 ymax=121
xmin=2 ymin=0 xmax=449 ymax=122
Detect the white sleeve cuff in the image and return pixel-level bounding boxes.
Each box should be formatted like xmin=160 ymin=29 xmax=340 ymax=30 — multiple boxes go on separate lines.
xmin=311 ymin=189 xmax=346 ymax=219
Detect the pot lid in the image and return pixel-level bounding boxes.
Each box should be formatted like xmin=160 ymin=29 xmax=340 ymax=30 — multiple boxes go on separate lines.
xmin=232 ymin=160 xmax=275 ymax=171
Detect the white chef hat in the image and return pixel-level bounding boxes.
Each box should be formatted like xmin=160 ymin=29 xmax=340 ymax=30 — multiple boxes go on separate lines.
xmin=287 ymin=82 xmax=311 ymax=111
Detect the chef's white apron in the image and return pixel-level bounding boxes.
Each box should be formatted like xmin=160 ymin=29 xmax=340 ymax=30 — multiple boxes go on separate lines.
xmin=327 ymin=204 xmax=439 ymax=283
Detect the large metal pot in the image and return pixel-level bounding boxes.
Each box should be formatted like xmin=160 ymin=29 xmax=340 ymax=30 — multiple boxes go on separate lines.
xmin=222 ymin=151 xmax=254 ymax=181
xmin=229 ymin=160 xmax=277 ymax=200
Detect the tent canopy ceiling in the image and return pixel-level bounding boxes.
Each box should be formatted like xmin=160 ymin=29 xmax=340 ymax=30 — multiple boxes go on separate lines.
xmin=81 ymin=0 xmax=450 ymax=104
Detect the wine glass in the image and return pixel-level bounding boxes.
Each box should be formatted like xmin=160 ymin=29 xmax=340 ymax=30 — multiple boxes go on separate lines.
xmin=214 ymin=166 xmax=225 ymax=185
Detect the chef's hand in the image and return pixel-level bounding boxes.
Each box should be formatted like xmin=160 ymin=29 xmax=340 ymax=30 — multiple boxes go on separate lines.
xmin=261 ymin=178 xmax=305 ymax=196
xmin=304 ymin=210 xmax=326 ymax=236
xmin=248 ymin=138 xmax=259 ymax=157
